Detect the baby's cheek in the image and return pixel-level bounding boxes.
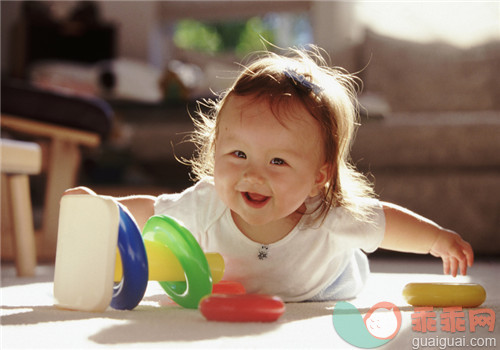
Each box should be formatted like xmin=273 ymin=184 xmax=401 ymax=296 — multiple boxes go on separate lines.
xmin=277 ymin=187 xmax=310 ymax=213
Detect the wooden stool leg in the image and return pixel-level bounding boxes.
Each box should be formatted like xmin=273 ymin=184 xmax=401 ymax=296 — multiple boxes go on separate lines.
xmin=1 ymin=174 xmax=15 ymax=260
xmin=8 ymin=174 xmax=37 ymax=276
xmin=41 ymin=139 xmax=81 ymax=259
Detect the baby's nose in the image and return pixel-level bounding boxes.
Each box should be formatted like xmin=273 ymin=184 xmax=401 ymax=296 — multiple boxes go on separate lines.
xmin=243 ymin=168 xmax=265 ymax=184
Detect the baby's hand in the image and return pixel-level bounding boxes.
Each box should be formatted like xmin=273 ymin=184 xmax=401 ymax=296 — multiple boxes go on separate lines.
xmin=63 ymin=186 xmax=97 ymax=196
xmin=429 ymin=229 xmax=474 ymax=277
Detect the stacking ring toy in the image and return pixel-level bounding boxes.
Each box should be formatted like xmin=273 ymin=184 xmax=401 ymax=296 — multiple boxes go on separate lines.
xmin=110 ymin=205 xmax=149 ymax=310
xmin=403 ymin=283 xmax=486 ymax=308
xmin=199 ymin=294 xmax=285 ymax=322
xmin=142 ymin=215 xmax=213 ymax=309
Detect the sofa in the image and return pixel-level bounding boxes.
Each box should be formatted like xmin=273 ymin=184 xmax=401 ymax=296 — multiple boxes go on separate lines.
xmin=351 ymin=31 xmax=500 ymax=255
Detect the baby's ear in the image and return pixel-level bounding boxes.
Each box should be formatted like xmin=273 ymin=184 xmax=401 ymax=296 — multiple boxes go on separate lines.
xmin=309 ymin=163 xmax=331 ymax=197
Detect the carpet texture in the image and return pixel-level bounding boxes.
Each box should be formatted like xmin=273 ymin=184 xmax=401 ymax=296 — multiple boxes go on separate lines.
xmin=1 ymin=258 xmax=498 ymax=349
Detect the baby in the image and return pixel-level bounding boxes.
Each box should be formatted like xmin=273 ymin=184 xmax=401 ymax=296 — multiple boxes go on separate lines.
xmin=66 ymin=47 xmax=473 ymax=302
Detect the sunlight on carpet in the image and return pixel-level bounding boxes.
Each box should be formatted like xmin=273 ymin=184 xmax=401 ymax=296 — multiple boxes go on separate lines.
xmin=1 ymin=259 xmax=498 ymax=349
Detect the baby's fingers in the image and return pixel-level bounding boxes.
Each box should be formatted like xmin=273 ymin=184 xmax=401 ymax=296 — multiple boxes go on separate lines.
xmin=64 ymin=186 xmax=96 ymax=196
xmin=442 ymin=253 xmax=467 ymax=277
xmin=460 ymin=247 xmax=475 ymax=276
xmin=451 ymin=242 xmax=474 ymax=276
xmin=459 ymin=258 xmax=468 ymax=276
xmin=463 ymin=241 xmax=474 ymax=268
xmin=442 ymin=257 xmax=450 ymax=275
xmin=450 ymin=257 xmax=459 ymax=277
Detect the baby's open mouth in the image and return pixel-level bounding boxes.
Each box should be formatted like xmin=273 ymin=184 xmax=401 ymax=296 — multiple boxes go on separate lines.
xmin=242 ymin=192 xmax=270 ymax=208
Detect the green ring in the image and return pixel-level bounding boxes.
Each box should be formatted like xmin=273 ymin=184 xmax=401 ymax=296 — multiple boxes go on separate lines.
xmin=142 ymin=215 xmax=212 ymax=309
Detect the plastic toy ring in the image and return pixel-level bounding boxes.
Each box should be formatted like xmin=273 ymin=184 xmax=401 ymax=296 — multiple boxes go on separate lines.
xmin=199 ymin=294 xmax=285 ymax=322
xmin=403 ymin=283 xmax=486 ymax=308
xmin=142 ymin=215 xmax=212 ymax=309
xmin=110 ymin=205 xmax=149 ymax=310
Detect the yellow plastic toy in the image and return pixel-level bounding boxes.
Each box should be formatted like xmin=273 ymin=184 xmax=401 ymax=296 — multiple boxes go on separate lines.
xmin=114 ymin=239 xmax=224 ymax=284
xmin=403 ymin=283 xmax=486 ymax=308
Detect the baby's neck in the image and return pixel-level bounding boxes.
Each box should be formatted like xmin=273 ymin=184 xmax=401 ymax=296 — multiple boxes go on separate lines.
xmin=231 ymin=210 xmax=302 ymax=244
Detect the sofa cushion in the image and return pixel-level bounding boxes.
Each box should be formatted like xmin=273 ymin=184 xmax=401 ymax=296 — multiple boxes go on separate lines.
xmin=1 ymin=80 xmax=113 ymax=139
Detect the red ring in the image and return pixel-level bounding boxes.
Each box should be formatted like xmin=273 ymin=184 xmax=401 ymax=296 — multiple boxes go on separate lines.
xmin=199 ymin=294 xmax=285 ymax=322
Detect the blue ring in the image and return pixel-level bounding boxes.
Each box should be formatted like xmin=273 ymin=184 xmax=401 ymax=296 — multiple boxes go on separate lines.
xmin=110 ymin=205 xmax=148 ymax=310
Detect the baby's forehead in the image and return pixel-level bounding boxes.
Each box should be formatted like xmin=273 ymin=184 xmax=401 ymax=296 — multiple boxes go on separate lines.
xmin=218 ymin=94 xmax=315 ymax=129
xmin=216 ymin=94 xmax=324 ymax=156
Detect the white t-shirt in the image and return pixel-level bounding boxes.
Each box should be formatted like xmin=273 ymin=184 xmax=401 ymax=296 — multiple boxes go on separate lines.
xmin=154 ymin=177 xmax=385 ymax=302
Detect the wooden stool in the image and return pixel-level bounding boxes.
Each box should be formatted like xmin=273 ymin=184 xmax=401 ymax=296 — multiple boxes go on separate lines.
xmin=1 ymin=138 xmax=41 ymax=276
xmin=1 ymin=115 xmax=100 ymax=260
xmin=1 ymin=80 xmax=112 ymax=260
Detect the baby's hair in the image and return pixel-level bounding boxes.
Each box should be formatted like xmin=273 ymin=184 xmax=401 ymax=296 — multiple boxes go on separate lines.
xmin=189 ymin=46 xmax=376 ymax=223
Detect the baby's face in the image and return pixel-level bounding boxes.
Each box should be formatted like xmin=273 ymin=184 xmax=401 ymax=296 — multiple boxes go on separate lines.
xmin=214 ymin=95 xmax=328 ymax=231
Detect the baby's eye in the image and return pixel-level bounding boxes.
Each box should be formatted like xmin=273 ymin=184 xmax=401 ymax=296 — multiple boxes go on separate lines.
xmin=270 ymin=158 xmax=286 ymax=166
xmin=232 ymin=151 xmax=247 ymax=159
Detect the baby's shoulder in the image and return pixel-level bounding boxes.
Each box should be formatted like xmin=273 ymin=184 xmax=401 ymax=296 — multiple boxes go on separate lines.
xmin=188 ymin=177 xmax=226 ymax=213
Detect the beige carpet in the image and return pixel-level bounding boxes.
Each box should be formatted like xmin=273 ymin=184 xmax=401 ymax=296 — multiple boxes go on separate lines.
xmin=1 ymin=257 xmax=499 ymax=349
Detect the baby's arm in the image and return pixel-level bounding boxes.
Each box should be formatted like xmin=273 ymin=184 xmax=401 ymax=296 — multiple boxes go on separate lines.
xmin=379 ymin=202 xmax=474 ymax=277
xmin=64 ymin=187 xmax=155 ymax=231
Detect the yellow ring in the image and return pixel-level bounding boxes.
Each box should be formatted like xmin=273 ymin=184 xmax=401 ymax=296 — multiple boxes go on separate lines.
xmin=403 ymin=283 xmax=486 ymax=307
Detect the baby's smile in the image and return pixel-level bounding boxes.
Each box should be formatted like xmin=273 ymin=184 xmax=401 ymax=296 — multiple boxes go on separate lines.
xmin=242 ymin=192 xmax=270 ymax=208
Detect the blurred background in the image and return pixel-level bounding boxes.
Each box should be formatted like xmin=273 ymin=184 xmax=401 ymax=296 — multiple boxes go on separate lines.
xmin=1 ymin=1 xmax=499 ymax=258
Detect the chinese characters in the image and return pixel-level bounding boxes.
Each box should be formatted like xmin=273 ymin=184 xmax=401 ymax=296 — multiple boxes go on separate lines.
xmin=411 ymin=307 xmax=495 ymax=333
